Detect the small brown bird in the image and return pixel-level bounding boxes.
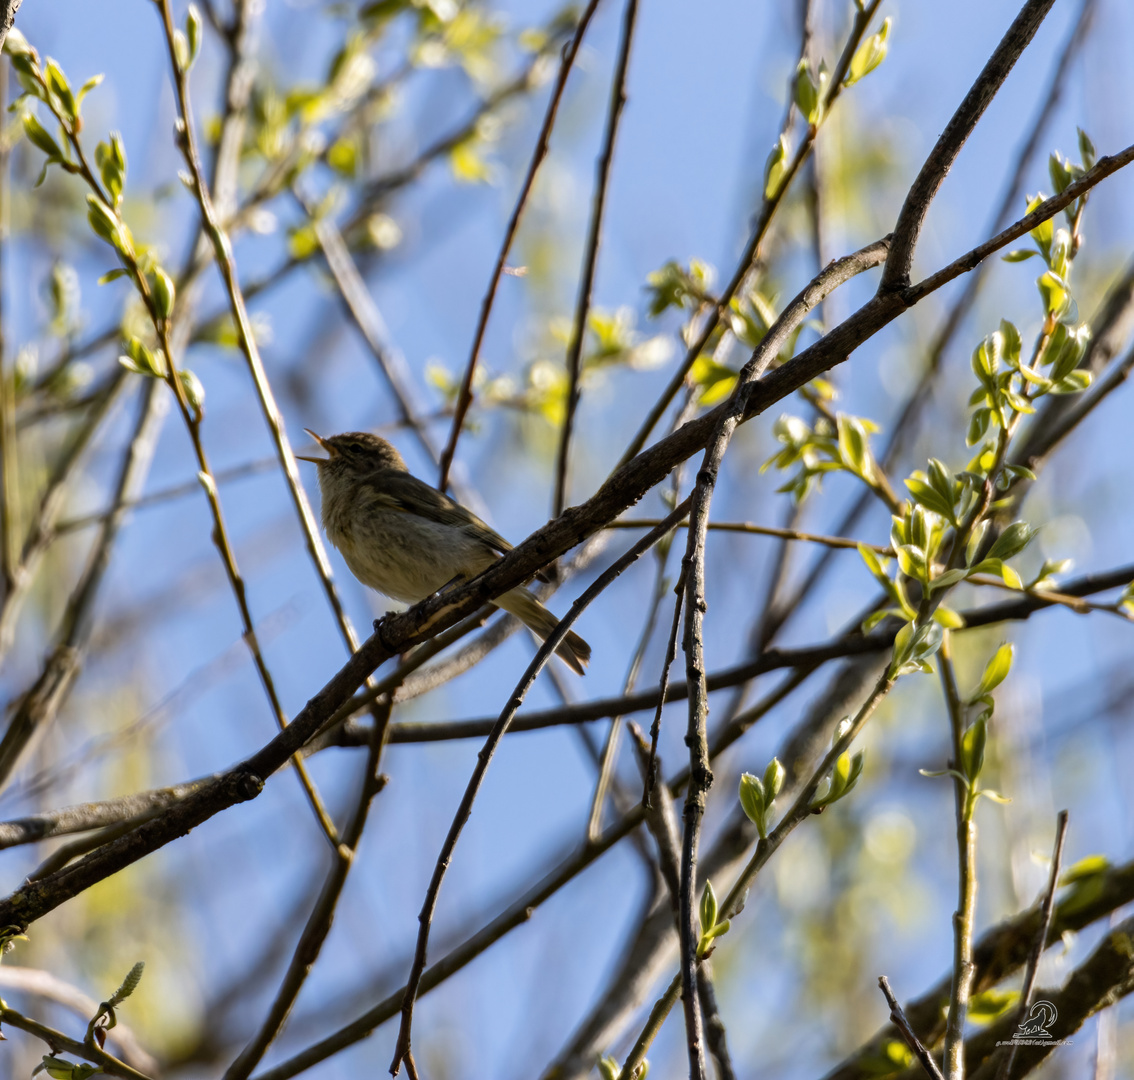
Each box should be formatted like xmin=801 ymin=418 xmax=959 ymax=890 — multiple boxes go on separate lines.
xmin=297 ymin=430 xmax=591 ymax=674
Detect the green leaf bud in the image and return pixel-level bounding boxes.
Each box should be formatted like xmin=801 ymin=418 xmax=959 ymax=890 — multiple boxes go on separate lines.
xmin=763 ymin=757 xmax=785 ymax=801
xmin=2 ymin=27 xmax=34 ymax=60
xmin=699 ymin=879 xmax=718 ymax=936
xmin=86 ymin=193 xmax=120 ymax=246
xmin=43 ymin=58 xmax=77 ymax=122
xmin=738 ymin=772 xmax=768 ymax=837
xmin=151 ymin=267 xmax=176 ymax=320
xmin=961 ymin=715 xmax=987 ymax=782
xmin=186 ymin=5 xmax=203 ymax=68
xmin=794 ymin=59 xmax=822 ymax=125
xmin=1077 ymin=127 xmax=1096 ymax=171
xmin=178 ymin=369 xmax=205 ymax=414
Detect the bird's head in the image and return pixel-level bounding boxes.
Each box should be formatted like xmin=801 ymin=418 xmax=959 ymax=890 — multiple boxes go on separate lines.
xmin=297 ymin=430 xmax=408 ymax=477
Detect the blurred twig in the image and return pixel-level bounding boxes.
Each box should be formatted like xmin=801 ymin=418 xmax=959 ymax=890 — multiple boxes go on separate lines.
xmin=224 ymin=715 xmax=390 ymax=1080
xmin=994 ymin=810 xmax=1069 ymax=1080
xmin=0 ymin=367 xmax=128 ymax=664
xmin=878 ymin=976 xmax=944 ymax=1080
xmin=0 ymin=1004 xmax=153 ymax=1080
xmin=553 ymin=0 xmax=638 ymax=516
xmin=617 ymin=0 xmax=885 ymax=466
xmin=0 ymin=966 xmax=156 ymax=1074
xmin=0 ymin=380 xmax=166 ymax=788
xmin=439 ymin=0 xmax=603 ymax=492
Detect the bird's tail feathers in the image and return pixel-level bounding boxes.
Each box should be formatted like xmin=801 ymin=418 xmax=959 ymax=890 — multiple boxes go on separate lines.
xmin=496 ymin=588 xmax=591 ymax=675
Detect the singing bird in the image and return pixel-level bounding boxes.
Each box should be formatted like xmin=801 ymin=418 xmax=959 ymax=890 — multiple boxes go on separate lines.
xmin=298 ymin=430 xmax=591 ymax=674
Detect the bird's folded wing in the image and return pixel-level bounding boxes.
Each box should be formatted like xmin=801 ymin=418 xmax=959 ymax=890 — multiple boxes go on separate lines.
xmin=361 ymin=470 xmax=513 ymax=555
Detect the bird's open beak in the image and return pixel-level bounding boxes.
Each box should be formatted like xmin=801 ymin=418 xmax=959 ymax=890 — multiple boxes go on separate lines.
xmin=295 ymin=428 xmax=337 ymax=464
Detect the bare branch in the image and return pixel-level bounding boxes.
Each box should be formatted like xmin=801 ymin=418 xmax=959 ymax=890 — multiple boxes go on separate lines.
xmin=879 ymin=0 xmax=1058 ymax=292
xmin=0 ymin=381 xmax=167 ymax=786
xmin=438 ymin=0 xmax=603 ymax=491
xmin=878 ymin=976 xmax=944 ymax=1080
xmin=617 ymin=0 xmax=885 ymax=465
xmin=0 ymin=1003 xmax=153 ymax=1080
xmin=0 ymin=0 xmax=22 ymax=53
xmin=554 ymin=0 xmax=639 ymax=516
xmin=994 ymin=810 xmax=1069 ymax=1080
xmin=224 ymin=721 xmax=390 ymax=1080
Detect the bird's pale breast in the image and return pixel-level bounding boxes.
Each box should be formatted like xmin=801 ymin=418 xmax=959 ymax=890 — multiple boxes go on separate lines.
xmin=321 ymin=480 xmax=497 ymax=604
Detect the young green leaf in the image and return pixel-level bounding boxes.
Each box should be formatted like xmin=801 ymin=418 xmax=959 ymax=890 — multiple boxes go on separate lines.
xmin=23 ymin=113 xmax=63 ymax=158
xmin=974 ymin=643 xmax=1013 ymax=699
xmin=763 ymin=134 xmax=789 ymax=199
xmin=845 ymin=17 xmax=891 ymax=86
xmin=986 ymin=521 xmax=1035 ymax=562
xmin=960 ymin=715 xmax=987 ymax=782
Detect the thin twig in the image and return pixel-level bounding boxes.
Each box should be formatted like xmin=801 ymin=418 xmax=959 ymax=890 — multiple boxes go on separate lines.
xmin=0 ymin=367 xmax=128 ymax=665
xmin=675 ymin=237 xmax=890 ymax=1078
xmin=880 ymin=0 xmax=1059 ymax=292
xmin=53 ymin=455 xmax=280 ymax=534
xmin=629 ymin=727 xmax=737 ymax=1080
xmin=387 ymin=503 xmax=689 ymax=1076
xmin=994 ymin=810 xmax=1070 ymax=1080
xmin=438 ymin=0 xmax=603 ymax=492
xmin=224 ymin=709 xmax=391 ymax=1080
xmin=607 ymin=516 xmax=891 ymax=553
xmin=0 ymin=380 xmax=167 ymax=787
xmin=616 ymin=0 xmax=884 ymax=466
xmin=159 ymin=1 xmax=372 ymax=691
xmin=295 ymin=188 xmax=459 ymax=488
xmin=153 ymin=0 xmax=345 ymax=848
xmin=939 ymin=643 xmax=976 ymax=1080
xmin=0 ymin=52 xmax=13 ymax=595
xmin=0 ymin=1004 xmax=153 ymax=1080
xmin=878 ymin=976 xmax=945 ymax=1080
xmin=553 ymin=0 xmax=639 ymax=516
xmin=585 ymin=516 xmax=671 ymax=842
xmin=643 ymin=561 xmax=685 ymax=808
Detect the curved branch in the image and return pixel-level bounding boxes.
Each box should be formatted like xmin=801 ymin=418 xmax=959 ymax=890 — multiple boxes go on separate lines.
xmin=879 ymin=0 xmax=1058 ymax=292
